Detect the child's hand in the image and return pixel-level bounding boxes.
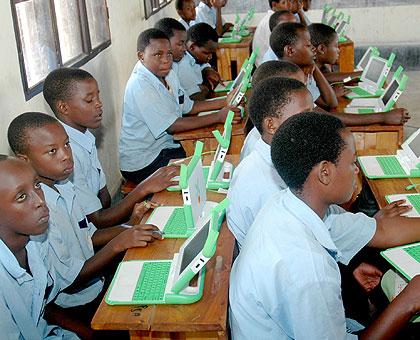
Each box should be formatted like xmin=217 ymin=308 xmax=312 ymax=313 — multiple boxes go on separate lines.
xmin=374 ymin=199 xmax=412 ymax=220
xmin=383 ymin=108 xmax=410 ymax=125
xmin=202 ymin=68 xmax=223 ymax=90
xmin=138 ymin=165 xmax=180 ymax=195
xmin=218 ymin=106 xmax=242 ymax=124
xmin=128 ymin=201 xmax=160 ymax=224
xmin=113 ymin=224 xmax=162 ymax=252
xmin=333 ymin=84 xmax=351 ymax=98
xmin=211 ymin=0 xmax=227 ymax=8
xmin=353 ymin=262 xmax=383 ymax=293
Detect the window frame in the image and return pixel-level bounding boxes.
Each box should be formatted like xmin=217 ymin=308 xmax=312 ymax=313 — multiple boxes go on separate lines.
xmin=143 ymin=0 xmax=173 ymax=20
xmin=11 ymin=0 xmax=111 ymax=101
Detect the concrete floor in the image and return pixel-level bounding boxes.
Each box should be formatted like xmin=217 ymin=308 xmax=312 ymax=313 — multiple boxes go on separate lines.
xmin=398 ymin=71 xmax=420 ymax=139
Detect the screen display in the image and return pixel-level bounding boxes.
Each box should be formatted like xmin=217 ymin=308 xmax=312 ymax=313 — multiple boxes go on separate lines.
xmin=336 ymin=21 xmax=346 ymax=35
xmin=408 ymin=132 xmax=420 ymax=158
xmin=231 ymin=68 xmax=245 ymax=90
xmin=365 ymin=58 xmax=385 ymax=83
xmin=359 ymin=49 xmax=372 ymax=69
xmin=381 ymin=79 xmax=399 ymax=105
xmin=179 ymin=221 xmax=210 ymax=275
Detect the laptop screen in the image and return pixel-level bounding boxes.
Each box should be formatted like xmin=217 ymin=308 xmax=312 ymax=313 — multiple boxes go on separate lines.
xmin=231 ymin=67 xmax=246 ymax=90
xmin=365 ymin=58 xmax=385 ymax=83
xmin=327 ymin=15 xmax=336 ymax=26
xmin=408 ymin=132 xmax=420 ymax=158
xmin=189 ymin=159 xmax=206 ymax=224
xmin=179 ymin=220 xmax=210 ymax=275
xmin=381 ymin=79 xmax=399 ymax=106
xmin=336 ymin=21 xmax=346 ymax=35
xmin=359 ymin=49 xmax=372 ymax=70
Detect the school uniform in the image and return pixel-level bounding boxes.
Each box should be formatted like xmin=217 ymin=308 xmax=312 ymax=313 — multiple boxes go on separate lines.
xmin=119 ymin=61 xmax=192 ymax=182
xmin=62 ymin=123 xmax=104 ymax=214
xmin=260 ymin=46 xmax=278 ymax=64
xmin=307 ymin=75 xmax=321 ymax=101
xmin=178 ymin=17 xmax=190 ymax=30
xmin=0 ymin=239 xmax=78 ymax=339
xmin=191 ymin=1 xmax=223 ymax=29
xmin=230 ymin=188 xmax=376 ymax=339
xmin=252 ymin=10 xmax=274 ymax=67
xmin=239 ymin=126 xmax=261 ymax=161
xmin=172 ymin=52 xmax=210 ymax=97
xmin=41 ymin=181 xmax=103 ymax=308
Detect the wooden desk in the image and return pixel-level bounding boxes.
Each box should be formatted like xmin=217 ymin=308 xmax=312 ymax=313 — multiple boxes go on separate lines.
xmin=216 ymin=31 xmax=254 ymax=81
xmin=338 ymin=38 xmax=355 ymax=72
xmin=92 ymin=155 xmax=239 ymax=339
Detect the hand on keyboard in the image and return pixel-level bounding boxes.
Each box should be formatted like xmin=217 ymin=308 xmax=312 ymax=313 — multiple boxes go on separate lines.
xmin=112 ymin=224 xmax=163 ymax=252
xmin=128 ymin=200 xmax=160 ymax=225
xmin=374 ymin=199 xmax=412 ymax=220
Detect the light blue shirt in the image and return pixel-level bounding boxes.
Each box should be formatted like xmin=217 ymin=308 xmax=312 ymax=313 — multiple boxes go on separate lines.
xmin=41 ymin=181 xmax=103 ymax=308
xmin=119 ymin=61 xmax=193 ymax=171
xmin=178 ymin=17 xmax=190 ymax=30
xmin=261 ymin=46 xmax=278 ymax=64
xmin=252 ymin=10 xmax=274 ymax=67
xmin=240 ymin=126 xmax=261 ymax=161
xmin=63 ymin=123 xmax=104 ymax=215
xmin=307 ymin=75 xmax=321 ymax=101
xmin=230 ymin=188 xmax=376 ymax=339
xmin=191 ymin=1 xmax=223 ymax=28
xmin=0 ymin=239 xmax=78 ymax=339
xmin=173 ymin=52 xmax=209 ymax=97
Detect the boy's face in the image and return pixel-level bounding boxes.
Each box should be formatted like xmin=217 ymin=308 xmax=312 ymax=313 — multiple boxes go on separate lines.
xmin=139 ymin=38 xmax=173 ymax=78
xmin=170 ymin=30 xmax=187 ymax=62
xmin=323 ymin=35 xmax=340 ymax=65
xmin=59 ymin=78 xmax=103 ymax=132
xmin=273 ymin=0 xmax=291 ymax=11
xmin=329 ymin=129 xmax=358 ymax=204
xmin=178 ymin=0 xmax=196 ymax=21
xmin=21 ymin=123 xmax=74 ymax=185
xmin=302 ymin=0 xmax=311 ymax=11
xmin=290 ymin=0 xmax=302 ymax=13
xmin=0 ymin=159 xmax=49 ymax=237
xmin=287 ymin=29 xmax=315 ymax=66
xmin=188 ymin=40 xmax=218 ymax=64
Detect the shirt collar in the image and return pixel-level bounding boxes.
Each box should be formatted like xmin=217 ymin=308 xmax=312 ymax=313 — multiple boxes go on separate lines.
xmin=284 ymin=188 xmax=341 ymax=260
xmin=62 ymin=122 xmax=95 ymax=153
xmin=198 ymin=1 xmax=210 ymax=10
xmin=41 ymin=180 xmax=75 ymax=210
xmin=135 ymin=61 xmax=176 ymax=94
xmin=253 ymin=137 xmax=272 ymax=164
xmin=186 ymin=51 xmax=198 ymax=66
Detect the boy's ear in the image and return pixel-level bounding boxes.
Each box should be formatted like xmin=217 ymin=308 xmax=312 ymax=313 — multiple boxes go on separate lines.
xmin=317 ymin=44 xmax=326 ymax=55
xmin=284 ymin=44 xmax=294 ymax=57
xmin=187 ymin=41 xmax=196 ymax=51
xmin=264 ymin=116 xmax=281 ymax=136
xmin=317 ymin=161 xmax=333 ymax=186
xmin=16 ymin=154 xmax=30 ymax=163
xmin=56 ymin=99 xmax=68 ymax=116
xmin=137 ymin=51 xmax=144 ymax=61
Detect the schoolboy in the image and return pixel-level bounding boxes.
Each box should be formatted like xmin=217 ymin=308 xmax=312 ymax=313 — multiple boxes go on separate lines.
xmin=119 ymin=28 xmax=241 ymax=184
xmin=0 ymin=156 xmax=79 ymax=339
xmin=8 ymin=113 xmax=161 ymax=334
xmin=253 ymin=0 xmax=292 ymax=67
xmin=240 ymin=60 xmax=304 ymax=160
xmin=43 ymin=68 xmax=177 ymax=229
xmin=191 ymin=0 xmax=232 ymax=36
xmin=230 ymin=111 xmax=420 ymax=339
xmin=270 ymin=22 xmax=411 ymax=125
xmin=175 ymin=0 xmax=196 ymax=30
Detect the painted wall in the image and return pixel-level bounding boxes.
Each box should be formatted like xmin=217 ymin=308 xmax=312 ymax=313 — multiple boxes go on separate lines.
xmin=0 ymin=0 xmax=178 ymax=194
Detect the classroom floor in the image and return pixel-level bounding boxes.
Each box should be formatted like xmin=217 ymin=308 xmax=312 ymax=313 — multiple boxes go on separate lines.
xmin=399 ymin=70 xmax=420 ymax=139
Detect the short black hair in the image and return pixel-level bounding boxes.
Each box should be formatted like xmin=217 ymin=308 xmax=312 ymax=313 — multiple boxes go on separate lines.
xmin=270 ymin=22 xmax=306 ymax=58
xmin=155 ymin=17 xmax=186 ymax=38
xmin=252 ymin=60 xmax=301 ymax=88
xmin=137 ymin=28 xmax=169 ymax=52
xmin=249 ymin=77 xmax=306 ymax=134
xmin=268 ymin=0 xmax=281 ymax=9
xmin=8 ymin=112 xmax=59 ymax=155
xmin=269 ymin=10 xmax=293 ymax=32
xmin=187 ymin=23 xmax=218 ymax=46
xmin=175 ymin=0 xmax=194 ymax=10
xmin=43 ymin=68 xmax=94 ymax=115
xmin=308 ymin=23 xmax=337 ymax=47
xmin=271 ymin=111 xmax=346 ymax=191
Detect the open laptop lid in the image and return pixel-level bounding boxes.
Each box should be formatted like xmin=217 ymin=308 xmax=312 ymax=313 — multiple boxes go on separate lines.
xmin=356 ymin=47 xmax=380 ymax=70
xmin=360 ymin=55 xmax=388 ymax=88
xmin=401 ymin=128 xmax=420 ymax=165
xmin=171 ymin=198 xmax=229 ymax=294
xmin=185 ymin=156 xmax=207 ymax=228
xmin=229 ymin=58 xmax=249 ymax=91
xmin=379 ymin=69 xmax=407 ymax=111
xmin=322 ymin=5 xmax=334 ymax=24
xmin=229 ymin=68 xmax=251 ymax=107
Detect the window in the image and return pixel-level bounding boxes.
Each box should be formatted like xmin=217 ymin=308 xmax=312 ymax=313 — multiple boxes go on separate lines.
xmin=144 ymin=0 xmax=173 ymax=20
xmin=11 ymin=0 xmax=111 ymax=100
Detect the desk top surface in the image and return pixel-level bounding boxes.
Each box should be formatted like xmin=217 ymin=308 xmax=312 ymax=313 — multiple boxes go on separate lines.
xmin=91 ymin=155 xmax=239 ymax=332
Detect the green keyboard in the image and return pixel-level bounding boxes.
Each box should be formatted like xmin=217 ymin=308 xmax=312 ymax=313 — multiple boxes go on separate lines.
xmin=163 ymin=208 xmax=187 ymax=236
xmin=404 ymin=245 xmax=420 ymax=263
xmin=350 ymin=87 xmax=371 ymax=97
xmin=377 ymin=156 xmax=406 ymax=176
xmin=407 ymin=195 xmax=420 ymax=214
xmin=133 ymin=261 xmax=171 ymax=302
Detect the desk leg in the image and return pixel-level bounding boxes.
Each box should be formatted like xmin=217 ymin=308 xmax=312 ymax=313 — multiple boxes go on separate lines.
xmin=129 ymin=331 xmax=226 ymax=339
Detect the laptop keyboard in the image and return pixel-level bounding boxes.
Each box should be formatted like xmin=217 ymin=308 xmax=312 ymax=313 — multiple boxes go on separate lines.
xmin=164 ymin=208 xmax=187 ymax=236
xmin=133 ymin=261 xmax=171 ymax=302
xmin=404 ymin=245 xmax=420 ymax=263
xmin=349 ymin=87 xmax=370 ymax=97
xmin=407 ymin=195 xmax=420 ymax=214
xmin=377 ymin=156 xmax=406 ymax=176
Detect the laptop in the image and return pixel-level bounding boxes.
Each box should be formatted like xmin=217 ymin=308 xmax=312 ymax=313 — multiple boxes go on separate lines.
xmin=345 ymin=53 xmax=395 ymax=99
xmin=381 ymin=242 xmax=420 ymax=282
xmin=358 ymin=128 xmax=420 ymax=179
xmin=355 ymin=46 xmax=380 ymax=71
xmin=321 ymin=5 xmax=334 ymax=25
xmin=334 ymin=15 xmax=351 ymax=43
xmin=147 ymin=143 xmax=218 ymax=238
xmin=385 ymin=193 xmax=420 ymax=218
xmin=344 ymin=69 xmax=407 ymax=113
xmin=105 ymin=198 xmax=229 ymax=305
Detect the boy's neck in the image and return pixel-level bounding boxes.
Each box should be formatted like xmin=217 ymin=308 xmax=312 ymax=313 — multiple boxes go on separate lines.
xmin=39 ymin=176 xmax=59 ymax=190
xmin=0 ymin=231 xmax=29 ymax=263
xmin=291 ymin=185 xmax=329 ymax=220
xmin=315 ymin=58 xmax=324 ymax=69
xmin=262 ymin=133 xmax=273 ymax=145
xmin=60 ymin=118 xmax=87 ymax=133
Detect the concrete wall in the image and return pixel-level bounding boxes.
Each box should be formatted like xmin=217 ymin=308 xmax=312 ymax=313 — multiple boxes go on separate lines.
xmin=0 ymin=0 xmax=177 ymax=195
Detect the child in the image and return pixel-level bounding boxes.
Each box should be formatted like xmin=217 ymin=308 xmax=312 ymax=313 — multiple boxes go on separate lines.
xmin=175 ymin=0 xmax=196 ymax=30
xmin=270 ymin=22 xmax=411 ymax=125
xmin=253 ymin=0 xmax=292 ymax=67
xmin=230 ymin=111 xmax=420 ymax=339
xmin=290 ymin=0 xmax=310 ymax=26
xmin=0 ymin=156 xmax=78 ymax=339
xmin=119 ymin=28 xmax=241 ymax=184
xmin=43 ymin=68 xmax=178 ymax=229
xmin=240 ymin=60 xmax=305 ymax=160
xmin=155 ymin=18 xmax=187 ymax=63
xmin=8 ymin=112 xmax=161 ymax=337
xmin=191 ymin=0 xmax=232 ymax=36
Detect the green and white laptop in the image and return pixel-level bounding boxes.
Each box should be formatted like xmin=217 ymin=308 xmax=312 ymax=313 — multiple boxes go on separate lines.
xmin=105 ymin=198 xmax=229 ymax=305
xmin=322 ymin=5 xmax=335 ymax=25
xmin=344 ymin=67 xmax=407 ymax=113
xmin=385 ymin=193 xmax=420 ymax=218
xmin=334 ymin=14 xmax=351 ymax=43
xmin=345 ymin=53 xmax=395 ymax=99
xmin=381 ymin=242 xmax=420 ymax=282
xmin=147 ymin=142 xmax=217 ymax=238
xmin=224 ymin=8 xmax=255 ymax=39
xmin=358 ymin=128 xmax=420 ymax=179
xmin=355 ymin=46 xmax=380 ymax=71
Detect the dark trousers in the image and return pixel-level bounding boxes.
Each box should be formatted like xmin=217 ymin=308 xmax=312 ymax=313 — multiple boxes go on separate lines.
xmin=121 ymin=147 xmax=186 ymax=184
